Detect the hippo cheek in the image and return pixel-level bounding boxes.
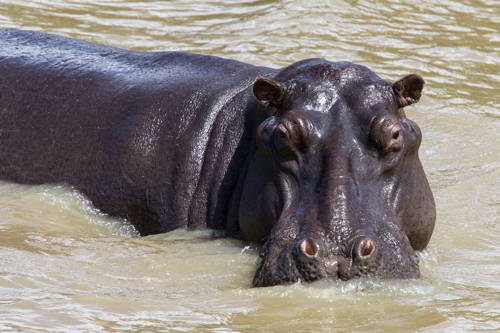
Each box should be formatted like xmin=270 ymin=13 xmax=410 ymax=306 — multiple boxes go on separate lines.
xmin=377 ymin=250 xmax=420 ymax=279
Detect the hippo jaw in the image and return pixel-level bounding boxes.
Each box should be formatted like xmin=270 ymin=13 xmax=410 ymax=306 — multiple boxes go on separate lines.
xmin=238 ymin=59 xmax=435 ymax=287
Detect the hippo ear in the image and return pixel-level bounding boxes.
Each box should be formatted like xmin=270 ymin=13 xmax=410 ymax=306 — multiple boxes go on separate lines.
xmin=392 ymin=74 xmax=425 ymax=107
xmin=253 ymin=77 xmax=286 ymax=108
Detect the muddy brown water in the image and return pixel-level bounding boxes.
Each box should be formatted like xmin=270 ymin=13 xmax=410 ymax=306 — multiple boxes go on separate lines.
xmin=0 ymin=0 xmax=499 ymax=332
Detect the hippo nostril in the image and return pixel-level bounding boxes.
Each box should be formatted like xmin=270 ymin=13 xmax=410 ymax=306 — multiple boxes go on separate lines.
xmin=358 ymin=239 xmax=375 ymax=258
xmin=360 ymin=239 xmax=375 ymax=257
xmin=353 ymin=238 xmax=376 ymax=260
xmin=299 ymin=238 xmax=319 ymax=258
xmin=392 ymin=129 xmax=400 ymax=140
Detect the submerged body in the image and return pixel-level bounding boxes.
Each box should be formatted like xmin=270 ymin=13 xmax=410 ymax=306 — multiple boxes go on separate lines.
xmin=0 ymin=29 xmax=435 ymax=286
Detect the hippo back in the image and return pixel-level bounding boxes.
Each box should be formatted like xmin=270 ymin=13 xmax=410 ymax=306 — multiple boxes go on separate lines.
xmin=0 ymin=29 xmax=272 ymax=234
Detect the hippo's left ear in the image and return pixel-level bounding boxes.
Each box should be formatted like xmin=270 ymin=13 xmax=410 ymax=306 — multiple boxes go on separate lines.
xmin=253 ymin=77 xmax=286 ymax=109
xmin=392 ymin=74 xmax=425 ymax=107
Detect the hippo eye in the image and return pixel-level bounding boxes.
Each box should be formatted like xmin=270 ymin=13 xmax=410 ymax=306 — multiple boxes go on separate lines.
xmin=370 ymin=115 xmax=404 ymax=154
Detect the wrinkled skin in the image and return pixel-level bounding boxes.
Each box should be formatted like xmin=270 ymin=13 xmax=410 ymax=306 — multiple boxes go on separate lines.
xmin=0 ymin=29 xmax=435 ymax=287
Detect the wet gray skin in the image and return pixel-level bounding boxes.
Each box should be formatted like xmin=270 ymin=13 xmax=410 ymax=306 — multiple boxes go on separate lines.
xmin=0 ymin=30 xmax=435 ymax=287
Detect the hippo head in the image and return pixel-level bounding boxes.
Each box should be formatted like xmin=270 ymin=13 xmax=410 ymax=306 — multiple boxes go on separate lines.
xmin=238 ymin=59 xmax=436 ymax=287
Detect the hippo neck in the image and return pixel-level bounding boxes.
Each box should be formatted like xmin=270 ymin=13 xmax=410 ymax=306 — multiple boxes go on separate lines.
xmin=171 ymin=75 xmax=275 ymax=233
xmin=184 ymin=96 xmax=252 ymax=231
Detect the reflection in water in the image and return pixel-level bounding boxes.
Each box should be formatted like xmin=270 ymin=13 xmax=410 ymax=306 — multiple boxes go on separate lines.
xmin=0 ymin=0 xmax=499 ymax=331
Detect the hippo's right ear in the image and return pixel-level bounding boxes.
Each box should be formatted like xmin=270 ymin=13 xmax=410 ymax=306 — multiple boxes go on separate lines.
xmin=253 ymin=77 xmax=286 ymax=109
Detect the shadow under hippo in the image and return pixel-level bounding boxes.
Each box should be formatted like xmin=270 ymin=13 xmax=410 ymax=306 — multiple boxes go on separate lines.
xmin=0 ymin=29 xmax=435 ymax=287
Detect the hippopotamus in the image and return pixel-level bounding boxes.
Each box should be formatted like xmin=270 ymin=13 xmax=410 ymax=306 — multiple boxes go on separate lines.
xmin=0 ymin=29 xmax=435 ymax=287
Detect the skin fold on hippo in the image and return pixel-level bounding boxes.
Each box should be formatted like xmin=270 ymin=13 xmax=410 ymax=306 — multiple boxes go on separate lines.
xmin=0 ymin=29 xmax=435 ymax=287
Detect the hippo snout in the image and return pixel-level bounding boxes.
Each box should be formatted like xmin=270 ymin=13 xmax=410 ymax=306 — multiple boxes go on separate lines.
xmin=254 ymin=234 xmax=400 ymax=286
xmin=292 ymin=237 xmax=379 ymax=282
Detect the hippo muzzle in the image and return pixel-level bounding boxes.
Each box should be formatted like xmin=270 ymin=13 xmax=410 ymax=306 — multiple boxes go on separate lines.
xmin=253 ymin=228 xmax=420 ymax=287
